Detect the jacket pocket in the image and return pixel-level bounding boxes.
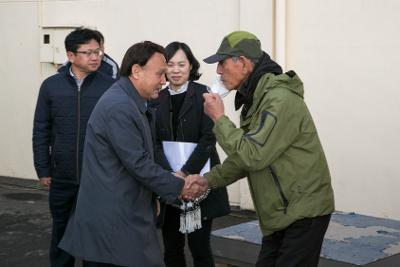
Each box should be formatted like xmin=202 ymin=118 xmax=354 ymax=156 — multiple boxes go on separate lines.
xmin=269 ymin=166 xmax=288 ymax=214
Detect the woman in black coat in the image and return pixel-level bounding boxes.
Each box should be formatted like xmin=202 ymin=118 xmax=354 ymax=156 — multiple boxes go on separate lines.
xmin=151 ymin=42 xmax=230 ymax=267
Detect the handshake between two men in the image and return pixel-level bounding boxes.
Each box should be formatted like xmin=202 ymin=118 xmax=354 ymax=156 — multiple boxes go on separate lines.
xmin=179 ymin=174 xmax=209 ymax=200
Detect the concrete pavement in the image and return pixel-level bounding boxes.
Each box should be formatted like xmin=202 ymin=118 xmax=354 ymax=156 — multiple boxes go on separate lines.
xmin=0 ymin=176 xmax=255 ymax=267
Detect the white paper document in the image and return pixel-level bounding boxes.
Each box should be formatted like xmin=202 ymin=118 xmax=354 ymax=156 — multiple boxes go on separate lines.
xmin=162 ymin=141 xmax=210 ymax=175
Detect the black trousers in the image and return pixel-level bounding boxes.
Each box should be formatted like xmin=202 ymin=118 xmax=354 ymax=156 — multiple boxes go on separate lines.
xmin=256 ymin=214 xmax=331 ymax=267
xmin=161 ymin=205 xmax=215 ymax=267
xmin=48 ymin=181 xmax=79 ymax=267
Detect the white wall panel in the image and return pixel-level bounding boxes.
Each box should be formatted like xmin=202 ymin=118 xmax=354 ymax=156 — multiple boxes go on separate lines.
xmin=0 ymin=1 xmax=41 ymax=179
xmin=286 ymin=0 xmax=400 ymax=219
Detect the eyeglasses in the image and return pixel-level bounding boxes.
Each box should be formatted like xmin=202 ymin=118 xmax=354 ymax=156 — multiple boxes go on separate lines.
xmin=75 ymin=49 xmax=104 ymax=57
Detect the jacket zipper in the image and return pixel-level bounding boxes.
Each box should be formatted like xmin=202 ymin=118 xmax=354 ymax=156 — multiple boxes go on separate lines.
xmin=76 ymin=85 xmax=81 ymax=183
xmin=269 ymin=166 xmax=288 ymax=214
xmin=169 ymin=110 xmax=174 ymax=140
xmin=179 ymin=119 xmax=185 ymax=140
xmin=168 ymin=97 xmax=175 ymax=140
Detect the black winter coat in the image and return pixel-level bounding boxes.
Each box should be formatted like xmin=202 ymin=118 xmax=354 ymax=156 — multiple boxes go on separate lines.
xmin=151 ymin=81 xmax=230 ymax=221
xmin=32 ymin=64 xmax=115 ymax=184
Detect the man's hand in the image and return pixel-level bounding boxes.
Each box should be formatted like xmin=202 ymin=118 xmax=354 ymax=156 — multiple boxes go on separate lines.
xmin=181 ymin=174 xmax=209 ymax=200
xmin=39 ymin=177 xmax=51 ymax=187
xmin=203 ymin=93 xmax=225 ymax=122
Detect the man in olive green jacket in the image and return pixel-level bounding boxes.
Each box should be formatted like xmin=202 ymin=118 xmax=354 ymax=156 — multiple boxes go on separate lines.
xmin=188 ymin=31 xmax=334 ymax=267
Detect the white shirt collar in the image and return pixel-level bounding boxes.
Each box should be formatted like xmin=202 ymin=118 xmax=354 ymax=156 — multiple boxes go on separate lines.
xmin=69 ymin=67 xmax=86 ymax=88
xmin=168 ymin=81 xmax=189 ymax=95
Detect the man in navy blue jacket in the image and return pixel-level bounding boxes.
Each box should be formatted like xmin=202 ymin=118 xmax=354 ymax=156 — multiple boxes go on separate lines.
xmin=58 ymin=29 xmax=119 ymax=80
xmin=32 ymin=27 xmax=115 ymax=267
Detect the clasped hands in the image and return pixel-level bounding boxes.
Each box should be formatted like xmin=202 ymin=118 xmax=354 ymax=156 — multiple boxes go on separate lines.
xmin=179 ymin=174 xmax=209 ymax=200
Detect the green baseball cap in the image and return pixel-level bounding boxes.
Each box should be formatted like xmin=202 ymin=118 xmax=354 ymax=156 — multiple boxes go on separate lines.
xmin=203 ymin=31 xmax=262 ymax=64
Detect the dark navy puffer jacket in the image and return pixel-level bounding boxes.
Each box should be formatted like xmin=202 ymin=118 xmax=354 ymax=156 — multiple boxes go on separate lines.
xmin=32 ymin=64 xmax=115 ymax=184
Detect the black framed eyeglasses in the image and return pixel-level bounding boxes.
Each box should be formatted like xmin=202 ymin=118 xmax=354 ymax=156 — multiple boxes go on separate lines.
xmin=75 ymin=49 xmax=104 ymax=57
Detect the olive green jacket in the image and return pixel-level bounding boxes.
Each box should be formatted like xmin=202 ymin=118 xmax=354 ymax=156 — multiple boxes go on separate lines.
xmin=204 ymin=71 xmax=335 ymax=236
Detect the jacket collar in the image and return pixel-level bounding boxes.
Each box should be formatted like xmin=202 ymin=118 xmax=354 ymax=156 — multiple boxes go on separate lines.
xmin=157 ymin=81 xmax=196 ymax=120
xmin=118 ymin=76 xmax=147 ymax=114
xmin=234 ymin=52 xmax=282 ymax=116
xmin=164 ymin=81 xmax=196 ymax=97
xmin=59 ymin=62 xmax=98 ymax=85
xmin=178 ymin=81 xmax=196 ymax=118
xmin=167 ymin=81 xmax=189 ymax=95
xmin=159 ymin=81 xmax=196 ymax=104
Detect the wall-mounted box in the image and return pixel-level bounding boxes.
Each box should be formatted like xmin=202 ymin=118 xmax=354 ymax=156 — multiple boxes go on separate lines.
xmin=39 ymin=27 xmax=76 ymax=64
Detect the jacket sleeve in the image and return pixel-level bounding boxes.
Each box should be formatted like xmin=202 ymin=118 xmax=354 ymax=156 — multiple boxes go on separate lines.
xmin=101 ymin=54 xmax=119 ymax=79
xmin=212 ymin=90 xmax=301 ymax=172
xmin=153 ymin=124 xmax=173 ymax=172
xmin=32 ymin=82 xmax=52 ymax=178
xmin=204 ymin=155 xmax=246 ymax=188
xmin=181 ymin=93 xmax=216 ymax=174
xmin=105 ymin=103 xmax=184 ymax=204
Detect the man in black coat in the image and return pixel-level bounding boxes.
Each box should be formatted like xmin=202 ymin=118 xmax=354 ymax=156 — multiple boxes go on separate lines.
xmin=59 ymin=41 xmax=202 ymax=267
xmin=32 ymin=28 xmax=115 ymax=267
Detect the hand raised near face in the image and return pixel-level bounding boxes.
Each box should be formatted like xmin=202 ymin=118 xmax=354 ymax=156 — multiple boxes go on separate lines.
xmin=203 ymin=93 xmax=225 ymax=122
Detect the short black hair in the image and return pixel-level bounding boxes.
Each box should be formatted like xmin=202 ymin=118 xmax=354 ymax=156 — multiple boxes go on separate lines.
xmin=93 ymin=29 xmax=104 ymax=45
xmin=119 ymin=41 xmax=166 ymax=77
xmin=64 ymin=27 xmax=102 ymax=52
xmin=165 ymin=42 xmax=201 ymax=81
